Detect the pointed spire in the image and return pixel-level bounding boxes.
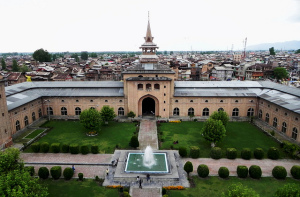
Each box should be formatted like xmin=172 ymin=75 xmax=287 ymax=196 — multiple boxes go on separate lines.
xmin=144 ymin=11 xmax=153 ymax=42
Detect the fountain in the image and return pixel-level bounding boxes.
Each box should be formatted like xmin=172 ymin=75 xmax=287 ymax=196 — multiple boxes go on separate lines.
xmin=143 ymin=145 xmax=156 ymax=168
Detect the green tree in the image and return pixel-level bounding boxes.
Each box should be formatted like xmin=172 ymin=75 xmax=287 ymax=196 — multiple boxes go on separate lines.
xmin=1 ymin=58 xmax=6 ymax=70
xmin=81 ymin=51 xmax=88 ymax=60
xmin=99 ymin=106 xmax=116 ymax=124
xmin=269 ymin=47 xmax=275 ymax=55
xmin=33 ymin=48 xmax=52 ymax=62
xmin=12 ymin=59 xmax=19 ymax=72
xmin=222 ymin=183 xmax=259 ymax=197
xmin=20 ymin=65 xmax=31 ymax=73
xmin=294 ymin=49 xmax=300 ymax=54
xmin=184 ymin=161 xmax=193 ymax=177
xmin=130 ymin=136 xmax=139 ymax=148
xmin=90 ymin=52 xmax=97 ymax=58
xmin=210 ymin=110 xmax=229 ymax=127
xmin=71 ymin=53 xmax=79 ymax=62
xmin=274 ymin=184 xmax=300 ymax=197
xmin=201 ymin=118 xmax=226 ymax=147
xmin=127 ymin=111 xmax=136 ymax=119
xmin=79 ymin=108 xmax=101 ymax=131
xmin=273 ymin=67 xmax=288 ymax=80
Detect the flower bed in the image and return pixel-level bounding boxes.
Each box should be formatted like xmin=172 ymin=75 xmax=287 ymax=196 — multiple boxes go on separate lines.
xmin=106 ymin=185 xmax=122 ymax=189
xmin=169 ymin=120 xmax=181 ymax=123
xmin=163 ymin=186 xmax=185 ymax=190
xmin=86 ymin=131 xmax=98 ymax=136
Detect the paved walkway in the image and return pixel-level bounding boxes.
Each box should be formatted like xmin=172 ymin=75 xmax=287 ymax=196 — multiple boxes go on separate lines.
xmin=138 ymin=120 xmax=158 ymax=150
xmin=130 ymin=187 xmax=161 ymax=197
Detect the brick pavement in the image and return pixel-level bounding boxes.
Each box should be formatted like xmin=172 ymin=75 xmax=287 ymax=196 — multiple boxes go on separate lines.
xmin=138 ymin=120 xmax=158 ymax=150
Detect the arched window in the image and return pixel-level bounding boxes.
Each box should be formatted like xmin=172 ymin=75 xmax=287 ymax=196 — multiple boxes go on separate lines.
xmin=61 ymin=107 xmax=67 ymax=115
xmin=173 ymin=108 xmax=179 ymax=116
xmin=292 ymin=127 xmax=298 ymax=140
xmin=32 ymin=112 xmax=36 ymax=121
xmin=218 ymin=108 xmax=224 ymax=112
xmin=273 ymin=117 xmax=277 ymax=128
xmin=188 ymin=108 xmax=194 ymax=116
xmin=232 ymin=108 xmax=239 ymax=117
xmin=38 ymin=108 xmax=42 ymax=117
xmin=281 ymin=122 xmax=287 ymax=133
xmin=265 ymin=113 xmax=269 ymax=123
xmin=247 ymin=108 xmax=254 ymax=117
xmin=138 ymin=75 xmax=143 ymax=77
xmin=118 ymin=107 xmax=124 ymax=116
xmin=202 ymin=108 xmax=209 ymax=116
xmin=75 ymin=107 xmax=81 ymax=115
xmin=258 ymin=110 xmax=262 ymax=119
xmin=24 ymin=116 xmax=29 ymax=126
xmin=146 ymin=84 xmax=151 ymax=90
xmin=138 ymin=84 xmax=143 ymax=90
xmin=47 ymin=107 xmax=53 ymax=115
xmin=154 ymin=84 xmax=160 ymax=90
xmin=16 ymin=120 xmax=20 ymax=131
xmin=90 ymin=107 xmax=95 ymax=110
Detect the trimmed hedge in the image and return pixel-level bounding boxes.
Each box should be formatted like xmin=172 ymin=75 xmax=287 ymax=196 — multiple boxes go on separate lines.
xmin=70 ymin=144 xmax=79 ymax=154
xmin=241 ymin=148 xmax=251 ymax=160
xmin=254 ymin=148 xmax=264 ymax=159
xmin=267 ymin=147 xmax=280 ymax=160
xmin=91 ymin=145 xmax=99 ymax=154
xmin=78 ymin=173 xmax=84 ymax=181
xmin=40 ymin=142 xmax=50 ymax=153
xmin=272 ymin=166 xmax=287 ymax=179
xmin=24 ymin=166 xmax=35 ymax=176
xmin=179 ymin=147 xmax=188 ymax=157
xmin=51 ymin=143 xmax=60 ymax=153
xmin=38 ymin=167 xmax=49 ymax=179
xmin=50 ymin=166 xmax=62 ymax=180
xmin=290 ymin=165 xmax=300 ymax=179
xmin=190 ymin=146 xmax=200 ymax=158
xmin=63 ymin=167 xmax=74 ymax=180
xmin=249 ymin=165 xmax=262 ymax=179
xmin=218 ymin=167 xmax=229 ymax=179
xmin=80 ymin=145 xmax=89 ymax=155
xmin=197 ymin=164 xmax=209 ymax=178
xmin=237 ymin=165 xmax=248 ymax=178
xmin=210 ymin=147 xmax=222 ymax=159
xmin=226 ymin=148 xmax=237 ymax=159
xmin=31 ymin=142 xmax=40 ymax=153
xmin=61 ymin=144 xmax=69 ymax=153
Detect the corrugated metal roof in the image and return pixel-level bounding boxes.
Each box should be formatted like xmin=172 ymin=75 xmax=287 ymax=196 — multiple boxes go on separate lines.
xmin=174 ymin=81 xmax=263 ymax=88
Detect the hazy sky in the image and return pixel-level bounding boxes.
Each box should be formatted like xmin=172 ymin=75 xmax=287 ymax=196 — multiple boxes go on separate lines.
xmin=0 ymin=0 xmax=299 ymax=52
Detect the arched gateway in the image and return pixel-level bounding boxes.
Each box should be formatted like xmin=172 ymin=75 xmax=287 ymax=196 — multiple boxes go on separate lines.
xmin=138 ymin=95 xmax=159 ymax=117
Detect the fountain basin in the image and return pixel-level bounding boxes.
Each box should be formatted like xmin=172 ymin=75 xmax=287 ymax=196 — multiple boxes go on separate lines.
xmin=125 ymin=153 xmax=169 ymax=173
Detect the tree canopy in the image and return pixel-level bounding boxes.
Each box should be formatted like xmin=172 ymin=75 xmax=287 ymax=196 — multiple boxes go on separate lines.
xmin=222 ymin=183 xmax=259 ymax=197
xmin=295 ymin=49 xmax=300 ymax=54
xmin=33 ymin=48 xmax=52 ymax=62
xmin=201 ymin=118 xmax=226 ymax=146
xmin=12 ymin=59 xmax=19 ymax=72
xmin=99 ymin=106 xmax=116 ymax=124
xmin=269 ymin=47 xmax=275 ymax=55
xmin=210 ymin=110 xmax=229 ymax=127
xmin=90 ymin=52 xmax=97 ymax=58
xmin=79 ymin=108 xmax=101 ymax=130
xmin=273 ymin=67 xmax=288 ymax=80
xmin=1 ymin=58 xmax=6 ymax=70
xmin=274 ymin=184 xmax=300 ymax=197
xmin=81 ymin=51 xmax=88 ymax=60
xmin=71 ymin=53 xmax=79 ymax=62
xmin=127 ymin=111 xmax=136 ymax=119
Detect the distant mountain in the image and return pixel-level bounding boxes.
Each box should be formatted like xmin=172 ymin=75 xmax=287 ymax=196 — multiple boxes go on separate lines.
xmin=247 ymin=40 xmax=300 ymax=50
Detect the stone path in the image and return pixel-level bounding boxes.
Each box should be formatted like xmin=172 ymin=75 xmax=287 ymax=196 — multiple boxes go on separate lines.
xmin=130 ymin=187 xmax=161 ymax=197
xmin=138 ymin=120 xmax=158 ymax=150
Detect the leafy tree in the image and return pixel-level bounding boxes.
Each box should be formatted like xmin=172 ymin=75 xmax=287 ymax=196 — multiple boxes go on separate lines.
xmin=20 ymin=65 xmax=31 ymax=73
xmin=52 ymin=53 xmax=57 ymax=61
xmin=130 ymin=136 xmax=139 ymax=148
xmin=71 ymin=53 xmax=79 ymax=62
xmin=210 ymin=110 xmax=229 ymax=127
xmin=99 ymin=106 xmax=116 ymax=124
xmin=269 ymin=47 xmax=275 ymax=55
xmin=274 ymin=184 xmax=300 ymax=197
xmin=273 ymin=67 xmax=288 ymax=80
xmin=81 ymin=51 xmax=88 ymax=60
xmin=90 ymin=52 xmax=97 ymax=58
xmin=222 ymin=183 xmax=259 ymax=197
xmin=12 ymin=59 xmax=19 ymax=72
xmin=170 ymin=51 xmax=174 ymax=55
xmin=127 ymin=111 xmax=136 ymax=119
xmin=201 ymin=118 xmax=226 ymax=147
xmin=33 ymin=48 xmax=52 ymax=62
xmin=294 ymin=49 xmax=300 ymax=54
xmin=1 ymin=58 xmax=6 ymax=70
xmin=79 ymin=108 xmax=101 ymax=131
xmin=184 ymin=161 xmax=193 ymax=177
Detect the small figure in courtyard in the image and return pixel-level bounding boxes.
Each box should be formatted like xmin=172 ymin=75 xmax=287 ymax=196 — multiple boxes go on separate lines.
xmin=106 ymin=168 xmax=109 ymax=176
xmin=136 ymin=176 xmax=140 ymax=183
xmin=139 ymin=178 xmax=143 ymax=189
xmin=146 ymin=174 xmax=150 ymax=182
xmin=72 ymin=165 xmax=75 ymax=171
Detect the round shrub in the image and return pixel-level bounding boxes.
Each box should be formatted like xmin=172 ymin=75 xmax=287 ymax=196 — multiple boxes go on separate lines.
xmin=31 ymin=142 xmax=40 ymax=153
xmin=241 ymin=148 xmax=251 ymax=160
xmin=267 ymin=147 xmax=279 ymax=160
xmin=130 ymin=135 xmax=139 ymax=148
xmin=50 ymin=166 xmax=62 ymax=180
xmin=80 ymin=145 xmax=89 ymax=155
xmin=179 ymin=147 xmax=187 ymax=157
xmin=197 ymin=164 xmax=209 ymax=178
xmin=190 ymin=146 xmax=200 ymax=158
xmin=237 ymin=165 xmax=248 ymax=178
xmin=24 ymin=166 xmax=35 ymax=176
xmin=272 ymin=166 xmax=287 ymax=179
xmin=210 ymin=147 xmax=222 ymax=159
xmin=51 ymin=143 xmax=60 ymax=153
xmin=78 ymin=173 xmax=84 ymax=181
xmin=162 ymin=187 xmax=167 ymax=195
xmin=40 ymin=142 xmax=50 ymax=153
xmin=226 ymin=148 xmax=237 ymax=159
xmin=91 ymin=145 xmax=99 ymax=154
xmin=38 ymin=167 xmax=49 ymax=179
xmin=290 ymin=165 xmax=300 ymax=179
xmin=218 ymin=167 xmax=229 ymax=179
xmin=69 ymin=144 xmax=79 ymax=154
xmin=254 ymin=148 xmax=264 ymax=159
xmin=249 ymin=165 xmax=262 ymax=179
xmin=63 ymin=167 xmax=74 ymax=180
xmin=184 ymin=161 xmax=193 ymax=176
xmin=61 ymin=143 xmax=69 ymax=153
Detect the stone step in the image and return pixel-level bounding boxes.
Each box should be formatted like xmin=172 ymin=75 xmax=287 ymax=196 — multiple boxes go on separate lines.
xmin=130 ymin=187 xmax=161 ymax=197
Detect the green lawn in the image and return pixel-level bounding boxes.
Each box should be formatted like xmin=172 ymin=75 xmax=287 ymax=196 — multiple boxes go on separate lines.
xmin=159 ymin=121 xmax=286 ymax=158
xmin=25 ymin=129 xmax=45 ymax=139
xmin=40 ymin=179 xmax=119 ymax=197
xmin=24 ymin=120 xmax=136 ymax=153
xmin=168 ymin=176 xmax=300 ymax=197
